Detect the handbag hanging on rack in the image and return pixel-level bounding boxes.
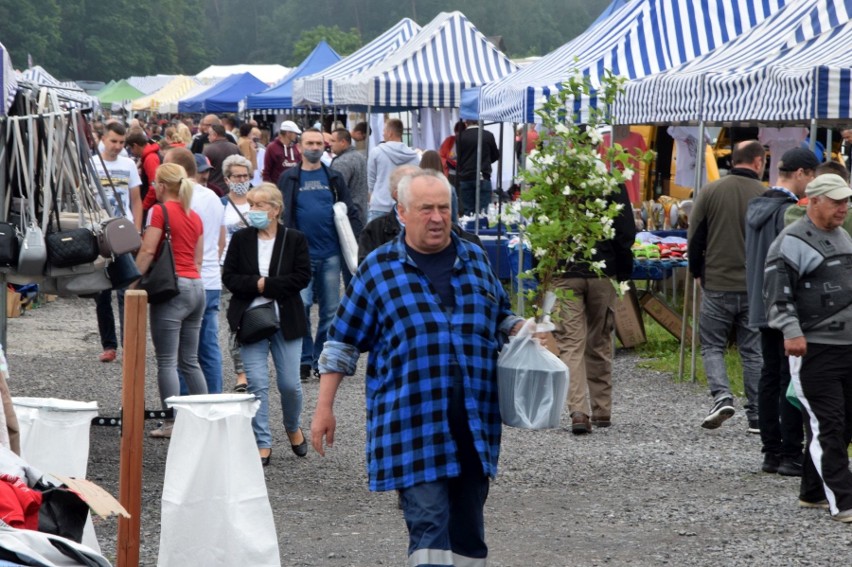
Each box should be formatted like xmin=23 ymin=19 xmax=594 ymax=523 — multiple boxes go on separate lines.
xmin=137 ymin=203 xmax=179 ymax=304
xmin=15 ymin=117 xmax=47 ymax=278
xmin=237 ymin=229 xmax=288 ymax=345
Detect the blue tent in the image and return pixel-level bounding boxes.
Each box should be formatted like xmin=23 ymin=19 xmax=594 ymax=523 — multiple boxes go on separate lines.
xmin=244 ymin=41 xmax=340 ymax=112
xmin=178 ymin=72 xmax=267 ymax=113
xmin=467 ymin=0 xmax=790 ymax=123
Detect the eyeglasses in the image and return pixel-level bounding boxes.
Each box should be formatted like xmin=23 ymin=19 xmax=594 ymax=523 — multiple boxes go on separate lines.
xmin=229 ymin=173 xmax=250 ymax=180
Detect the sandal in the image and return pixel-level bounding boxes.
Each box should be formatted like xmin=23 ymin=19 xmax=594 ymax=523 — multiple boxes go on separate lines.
xmin=233 ymin=383 xmax=248 ymax=393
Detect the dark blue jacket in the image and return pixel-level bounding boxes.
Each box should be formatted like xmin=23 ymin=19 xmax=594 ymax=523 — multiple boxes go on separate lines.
xmin=276 ymin=163 xmax=364 ymax=237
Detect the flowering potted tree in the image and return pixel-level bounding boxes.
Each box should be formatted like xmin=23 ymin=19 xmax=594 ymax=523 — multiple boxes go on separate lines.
xmin=517 ymin=71 xmax=651 ymax=324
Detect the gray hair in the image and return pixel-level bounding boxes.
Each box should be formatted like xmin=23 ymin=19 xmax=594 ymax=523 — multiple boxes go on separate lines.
xmin=397 ymin=169 xmax=452 ymax=208
xmin=390 ymin=165 xmax=422 ymax=202
xmin=222 ymin=154 xmax=252 ymax=179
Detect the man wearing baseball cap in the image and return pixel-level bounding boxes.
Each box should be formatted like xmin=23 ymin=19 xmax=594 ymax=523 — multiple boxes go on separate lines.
xmin=262 ymin=120 xmax=302 ymax=183
xmin=745 ymin=147 xmax=818 ymax=476
xmin=764 ymin=173 xmax=852 ymax=521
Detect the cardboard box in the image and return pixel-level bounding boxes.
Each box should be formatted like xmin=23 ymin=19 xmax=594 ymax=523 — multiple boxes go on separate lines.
xmin=640 ymin=291 xmax=692 ymax=345
xmin=6 ymin=287 xmax=21 ymax=319
xmin=51 ymin=474 xmax=130 ymax=519
xmin=614 ymin=285 xmax=647 ymax=348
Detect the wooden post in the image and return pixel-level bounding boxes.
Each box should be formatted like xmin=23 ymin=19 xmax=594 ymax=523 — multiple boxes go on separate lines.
xmin=117 ymin=290 xmax=147 ymax=567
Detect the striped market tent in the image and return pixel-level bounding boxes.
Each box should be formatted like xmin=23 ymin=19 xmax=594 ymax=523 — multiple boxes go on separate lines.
xmin=331 ymin=11 xmax=517 ymax=111
xmin=1 ymin=42 xmax=15 ymax=116
xmin=127 ymin=75 xmax=177 ymax=96
xmin=245 ymin=41 xmax=341 ymax=112
xmin=615 ymin=0 xmax=852 ymax=124
xmin=472 ymin=0 xmax=791 ymax=124
xmin=17 ymin=66 xmax=99 ymax=109
xmin=131 ymin=75 xmax=199 ymax=112
xmin=292 ymin=18 xmax=421 ymax=107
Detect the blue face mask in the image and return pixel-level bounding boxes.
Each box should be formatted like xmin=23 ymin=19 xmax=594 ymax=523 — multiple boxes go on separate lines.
xmin=247 ymin=210 xmax=271 ymax=230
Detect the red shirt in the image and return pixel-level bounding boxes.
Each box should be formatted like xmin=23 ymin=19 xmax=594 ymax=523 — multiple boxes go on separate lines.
xmin=147 ymin=201 xmax=203 ymax=278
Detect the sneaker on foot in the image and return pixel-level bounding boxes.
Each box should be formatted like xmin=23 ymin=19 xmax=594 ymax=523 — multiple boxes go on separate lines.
xmin=762 ymin=453 xmax=781 ymax=474
xmin=833 ymin=509 xmax=852 ymax=522
xmin=299 ymin=364 xmax=312 ymax=382
xmin=799 ymin=498 xmax=830 ymax=509
xmin=701 ymin=397 xmax=735 ymax=429
xmin=98 ymin=349 xmax=117 ymax=363
xmin=778 ymin=455 xmax=804 ymax=477
xmin=747 ymin=419 xmax=760 ymax=434
xmin=149 ymin=420 xmax=174 ymax=439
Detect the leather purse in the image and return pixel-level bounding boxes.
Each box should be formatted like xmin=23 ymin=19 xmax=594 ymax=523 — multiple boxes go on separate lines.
xmin=98 ymin=217 xmax=141 ymax=257
xmin=45 ymin=227 xmax=99 ymax=269
xmin=236 ymin=229 xmax=287 ymax=345
xmin=0 ymin=223 xmax=20 ymax=268
xmin=106 ymin=252 xmax=141 ymax=290
xmin=138 ymin=204 xmax=179 ymax=304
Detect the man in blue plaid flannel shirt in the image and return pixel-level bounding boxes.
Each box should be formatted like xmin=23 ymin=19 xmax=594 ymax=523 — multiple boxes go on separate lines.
xmin=312 ymin=169 xmax=524 ymax=567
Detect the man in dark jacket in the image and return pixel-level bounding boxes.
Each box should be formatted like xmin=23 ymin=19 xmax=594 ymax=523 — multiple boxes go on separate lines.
xmin=456 ymin=120 xmax=500 ymax=215
xmin=745 ymin=148 xmax=817 ymax=475
xmin=552 ymin=184 xmax=636 ymax=434
xmin=263 ymin=121 xmax=302 ymax=183
xmin=277 ymin=129 xmax=364 ymax=380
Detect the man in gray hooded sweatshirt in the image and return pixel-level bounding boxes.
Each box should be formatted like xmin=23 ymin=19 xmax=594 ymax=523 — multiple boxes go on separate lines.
xmin=745 ymin=147 xmax=817 ymax=476
xmin=367 ymin=118 xmax=420 ymax=222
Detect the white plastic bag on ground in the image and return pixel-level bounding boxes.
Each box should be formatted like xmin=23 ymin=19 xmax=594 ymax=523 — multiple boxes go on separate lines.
xmin=497 ymin=319 xmax=569 ymax=429
xmin=159 ymin=394 xmax=280 ymax=567
xmin=13 ymin=397 xmax=101 ymax=552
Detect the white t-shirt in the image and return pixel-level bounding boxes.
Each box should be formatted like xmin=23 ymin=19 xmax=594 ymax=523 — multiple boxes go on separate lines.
xmin=759 ymin=127 xmax=808 ymax=186
xmin=252 ymin=148 xmax=266 ymax=187
xmin=667 ymin=126 xmax=710 ymax=188
xmin=221 ymin=199 xmax=250 ymax=265
xmin=249 ymin=238 xmax=276 ymax=309
xmin=190 ymin=183 xmax=226 ymax=290
xmin=92 ymin=155 xmax=140 ymax=223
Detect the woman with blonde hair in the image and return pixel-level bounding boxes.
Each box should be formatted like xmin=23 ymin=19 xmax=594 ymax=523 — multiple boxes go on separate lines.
xmin=222 ymin=183 xmax=311 ymax=465
xmin=135 ymin=162 xmax=207 ymax=438
xmin=176 ymin=122 xmax=193 ymax=145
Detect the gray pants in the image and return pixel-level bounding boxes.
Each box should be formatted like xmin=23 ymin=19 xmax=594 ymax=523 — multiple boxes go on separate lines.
xmin=150 ymin=277 xmax=208 ymax=407
xmin=699 ymin=289 xmax=762 ymax=420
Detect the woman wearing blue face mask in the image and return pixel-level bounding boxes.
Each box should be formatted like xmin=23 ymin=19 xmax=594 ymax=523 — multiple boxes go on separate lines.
xmin=222 ymin=183 xmax=312 ymax=466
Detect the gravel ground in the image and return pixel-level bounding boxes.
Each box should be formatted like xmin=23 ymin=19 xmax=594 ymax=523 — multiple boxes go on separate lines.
xmin=5 ymin=294 xmax=851 ymax=566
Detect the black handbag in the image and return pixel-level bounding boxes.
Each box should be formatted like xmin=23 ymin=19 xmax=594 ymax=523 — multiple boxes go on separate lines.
xmin=0 ymin=222 xmax=20 ymax=268
xmin=45 ymin=227 xmax=100 ymax=268
xmin=106 ymin=252 xmax=142 ymax=290
xmin=237 ymin=229 xmax=287 ymax=344
xmin=138 ymin=204 xmax=179 ymax=304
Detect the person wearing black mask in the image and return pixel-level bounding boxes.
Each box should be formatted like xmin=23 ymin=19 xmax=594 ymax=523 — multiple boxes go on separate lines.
xmin=276 ymin=129 xmax=363 ymax=381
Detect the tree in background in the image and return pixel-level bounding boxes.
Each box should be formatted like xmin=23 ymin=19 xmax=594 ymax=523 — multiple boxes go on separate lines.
xmin=292 ymin=26 xmax=362 ymax=63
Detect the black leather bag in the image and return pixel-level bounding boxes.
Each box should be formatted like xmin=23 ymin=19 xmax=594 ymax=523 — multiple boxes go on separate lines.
xmin=237 ymin=301 xmax=280 ymax=344
xmin=138 ymin=204 xmax=179 ymax=304
xmin=0 ymin=222 xmax=20 ymax=268
xmin=45 ymin=228 xmax=100 ymax=268
xmin=237 ymin=229 xmax=287 ymax=344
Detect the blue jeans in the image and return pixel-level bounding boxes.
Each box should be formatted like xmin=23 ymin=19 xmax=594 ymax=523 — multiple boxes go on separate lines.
xmin=150 ymin=278 xmax=207 ymax=407
xmin=240 ymin=331 xmax=302 ymax=449
xmin=300 ymin=254 xmax=341 ymax=369
xmin=399 ymin=369 xmax=489 ymax=566
xmin=178 ymin=289 xmax=223 ymax=395
xmin=458 ymin=179 xmax=492 ymax=216
xmin=95 ymin=289 xmax=125 ymax=350
xmin=699 ymin=289 xmax=762 ymax=420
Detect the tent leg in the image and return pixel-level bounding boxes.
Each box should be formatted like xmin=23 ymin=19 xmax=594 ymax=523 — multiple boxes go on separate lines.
xmin=474 ymin=119 xmax=484 ymax=235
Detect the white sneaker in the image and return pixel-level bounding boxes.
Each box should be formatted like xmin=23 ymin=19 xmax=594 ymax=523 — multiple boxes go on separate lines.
xmin=832 ymin=509 xmax=852 ymax=522
xmin=149 ymin=420 xmax=174 ymax=439
xmin=798 ymin=499 xmax=829 ymax=510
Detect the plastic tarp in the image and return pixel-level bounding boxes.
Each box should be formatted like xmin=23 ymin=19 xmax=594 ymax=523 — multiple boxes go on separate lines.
xmin=96 ymin=79 xmax=143 ymax=105
xmin=244 ymin=41 xmax=340 ymax=112
xmin=177 ymin=72 xmax=266 ymax=114
xmin=195 ymin=64 xmax=290 ymax=85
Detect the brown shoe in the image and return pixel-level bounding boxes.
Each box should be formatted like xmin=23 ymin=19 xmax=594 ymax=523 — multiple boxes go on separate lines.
xmin=591 ymin=415 xmax=611 ymax=428
xmin=571 ymin=412 xmax=591 ymax=435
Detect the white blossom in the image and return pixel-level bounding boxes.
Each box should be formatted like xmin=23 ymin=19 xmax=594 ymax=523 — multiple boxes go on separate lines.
xmin=594 ymin=159 xmax=609 ymax=175
xmin=537 ymin=215 xmax=550 ymax=224
xmin=586 ymin=127 xmax=603 ymax=145
xmin=618 ymin=281 xmax=631 ymax=294
xmin=562 ymin=185 xmax=572 ymax=196
xmin=534 ymin=247 xmax=547 ymax=258
xmin=591 ymin=260 xmax=607 ymax=271
xmin=622 ymin=168 xmax=635 ymax=181
xmin=554 ymin=123 xmax=570 ymax=135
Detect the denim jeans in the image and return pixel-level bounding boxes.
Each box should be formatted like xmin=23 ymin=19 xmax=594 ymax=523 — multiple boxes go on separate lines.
xmin=300 ymin=254 xmax=342 ymax=369
xmin=94 ymin=289 xmax=125 ymax=350
xmin=398 ymin=369 xmax=489 ymax=566
xmin=240 ymin=331 xmax=302 ymax=449
xmin=150 ymin=278 xmax=207 ymax=407
xmin=178 ymin=289 xmax=223 ymax=395
xmin=458 ymin=179 xmax=492 ymax=216
xmin=699 ymin=289 xmax=762 ymax=420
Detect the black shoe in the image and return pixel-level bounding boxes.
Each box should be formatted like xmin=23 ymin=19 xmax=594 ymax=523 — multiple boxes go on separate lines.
xmin=701 ymin=397 xmax=735 ymax=429
xmin=260 ymin=449 xmax=271 ymax=467
xmin=290 ymin=428 xmax=308 ymax=457
xmin=762 ymin=453 xmax=781 ymax=474
xmin=300 ymin=364 xmax=312 ymax=382
xmin=778 ymin=454 xmax=804 ymax=477
xmin=747 ymin=419 xmax=760 ymax=434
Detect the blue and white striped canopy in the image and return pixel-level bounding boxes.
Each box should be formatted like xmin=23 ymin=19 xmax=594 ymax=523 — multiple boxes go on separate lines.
xmin=331 ymin=11 xmax=517 ymax=110
xmin=1 ymin=42 xmax=15 ymax=116
xmin=616 ymin=0 xmax=852 ymax=124
xmin=19 ymin=66 xmax=98 ymax=109
xmin=475 ymin=0 xmax=789 ymax=124
xmin=293 ymin=18 xmax=420 ymax=107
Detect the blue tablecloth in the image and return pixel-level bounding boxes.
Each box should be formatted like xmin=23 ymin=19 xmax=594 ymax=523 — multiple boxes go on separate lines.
xmin=479 ymin=235 xmax=533 ymax=287
xmin=631 ymin=258 xmax=688 ymax=280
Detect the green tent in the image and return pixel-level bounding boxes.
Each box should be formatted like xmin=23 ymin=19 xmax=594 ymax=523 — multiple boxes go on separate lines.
xmin=97 ymin=79 xmax=144 ymax=105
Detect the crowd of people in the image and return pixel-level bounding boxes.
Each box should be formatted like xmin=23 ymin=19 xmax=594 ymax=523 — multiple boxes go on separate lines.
xmin=83 ymin=112 xmax=852 ymax=565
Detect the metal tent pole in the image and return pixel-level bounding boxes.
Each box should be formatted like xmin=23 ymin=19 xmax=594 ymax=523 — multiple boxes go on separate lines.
xmin=474 ymin=119 xmax=484 ymax=235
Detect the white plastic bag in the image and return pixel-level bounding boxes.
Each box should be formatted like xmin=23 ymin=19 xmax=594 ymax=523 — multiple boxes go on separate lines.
xmin=159 ymin=394 xmax=280 ymax=567
xmin=497 ymin=319 xmax=569 ymax=429
xmin=333 ymin=201 xmax=359 ymax=275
